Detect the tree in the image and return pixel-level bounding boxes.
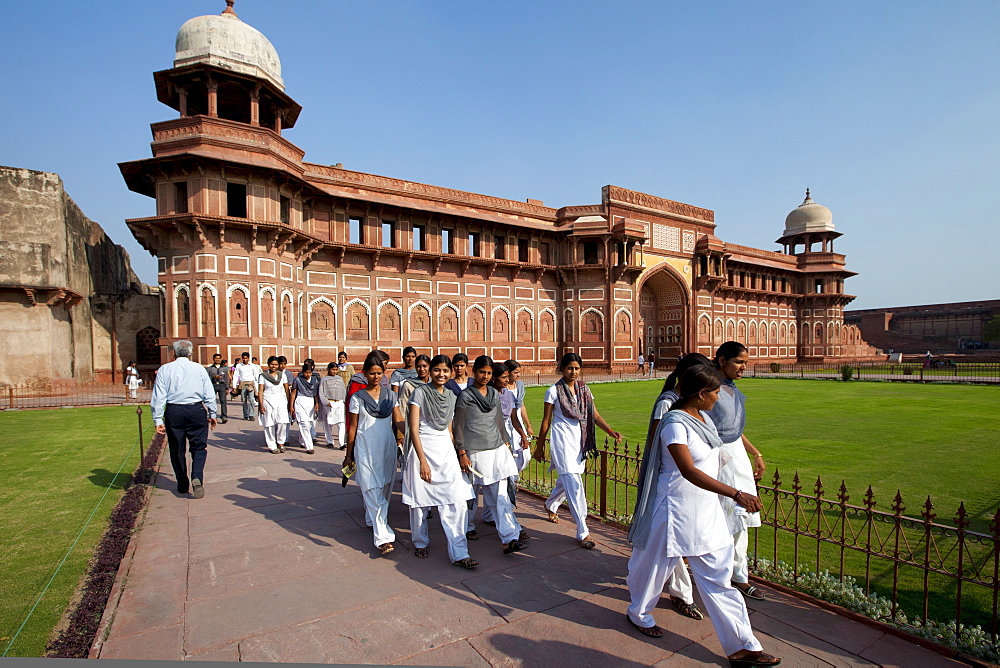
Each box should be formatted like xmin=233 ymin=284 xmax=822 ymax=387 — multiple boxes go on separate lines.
xmin=982 ymin=315 xmax=1000 ymax=342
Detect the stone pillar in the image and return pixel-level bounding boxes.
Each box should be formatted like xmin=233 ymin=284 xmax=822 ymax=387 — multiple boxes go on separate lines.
xmin=274 ymin=109 xmax=282 ymax=134
xmin=250 ymin=84 xmax=261 ymax=126
xmin=178 ymin=86 xmax=188 ymax=117
xmin=207 ymin=80 xmax=218 ymax=118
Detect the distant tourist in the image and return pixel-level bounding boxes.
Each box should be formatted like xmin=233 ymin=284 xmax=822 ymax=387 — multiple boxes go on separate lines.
xmin=625 ymin=364 xmax=780 ymax=667
xmin=205 ymin=354 xmax=229 ymax=423
xmin=535 ymin=353 xmax=622 ymax=549
xmin=257 ymin=356 xmax=290 ymax=453
xmin=233 ymin=352 xmax=259 ymax=421
xmin=709 ymin=342 xmax=768 ymax=601
xmin=637 ymin=352 xmax=646 ymax=375
xmin=444 ymin=353 xmax=470 ymax=397
xmin=336 ymin=351 xmax=355 ymax=387
xmin=402 ymin=355 xmax=477 ymax=568
xmin=125 ymin=360 xmax=141 ymax=400
xmin=150 ymin=340 xmax=218 ymax=499
xmin=648 ymin=351 xmax=656 ymax=376
xmin=390 ymin=346 xmax=419 ymax=393
xmin=318 ymin=362 xmax=347 ymax=449
xmin=345 ymin=355 xmax=398 ymax=555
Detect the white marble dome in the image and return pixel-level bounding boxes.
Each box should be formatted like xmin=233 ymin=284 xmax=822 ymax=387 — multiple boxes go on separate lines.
xmin=783 ymin=189 xmax=835 ymax=237
xmin=174 ymin=3 xmax=283 ymax=90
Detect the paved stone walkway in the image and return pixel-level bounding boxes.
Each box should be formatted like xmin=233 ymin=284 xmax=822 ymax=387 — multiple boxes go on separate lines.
xmin=92 ymin=415 xmax=965 ymax=666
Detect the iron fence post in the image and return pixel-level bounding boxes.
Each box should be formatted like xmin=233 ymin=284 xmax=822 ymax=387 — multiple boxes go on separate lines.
xmin=599 ymin=449 xmax=608 ymax=519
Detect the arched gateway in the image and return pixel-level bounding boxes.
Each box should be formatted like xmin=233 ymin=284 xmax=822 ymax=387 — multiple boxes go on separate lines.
xmin=637 ymin=266 xmax=689 ymax=363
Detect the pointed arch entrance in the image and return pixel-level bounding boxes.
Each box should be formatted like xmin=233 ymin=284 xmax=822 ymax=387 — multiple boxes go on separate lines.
xmin=637 ymin=265 xmax=689 ymax=363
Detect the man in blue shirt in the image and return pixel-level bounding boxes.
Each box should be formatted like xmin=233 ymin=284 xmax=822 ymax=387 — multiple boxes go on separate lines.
xmin=151 ymin=340 xmax=218 ymax=498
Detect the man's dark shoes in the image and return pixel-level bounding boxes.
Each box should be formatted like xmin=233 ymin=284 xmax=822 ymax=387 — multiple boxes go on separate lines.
xmin=220 ymin=418 xmax=228 ymax=424
xmin=466 ymin=530 xmax=479 ymax=540
xmin=191 ymin=478 xmax=205 ymax=499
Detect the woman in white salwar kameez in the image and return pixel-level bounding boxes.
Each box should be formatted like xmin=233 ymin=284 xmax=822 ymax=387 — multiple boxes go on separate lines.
xmin=403 ymin=355 xmax=478 ymax=569
xmin=534 ymin=353 xmax=622 ymax=549
xmin=318 ymin=362 xmax=347 ymax=449
xmin=626 ymin=365 xmax=780 ymax=667
xmin=709 ymin=341 xmax=768 ymax=601
xmin=257 ymin=356 xmax=290 ymax=453
xmin=639 ymin=353 xmax=716 ymax=622
xmin=503 ymin=360 xmax=534 ymax=471
xmin=289 ymin=362 xmax=320 ymax=454
xmin=454 ymin=357 xmax=526 ymax=555
xmin=344 ymin=356 xmax=399 ymax=554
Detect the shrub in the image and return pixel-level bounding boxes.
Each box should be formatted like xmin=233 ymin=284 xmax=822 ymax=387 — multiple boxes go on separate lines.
xmin=840 ymin=364 xmax=854 ymax=382
xmin=769 ymin=362 xmax=782 ymax=373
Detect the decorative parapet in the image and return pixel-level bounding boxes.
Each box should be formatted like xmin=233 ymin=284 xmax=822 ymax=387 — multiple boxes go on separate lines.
xmin=150 ymin=116 xmax=306 ymax=165
xmin=603 ymin=185 xmax=715 ymax=224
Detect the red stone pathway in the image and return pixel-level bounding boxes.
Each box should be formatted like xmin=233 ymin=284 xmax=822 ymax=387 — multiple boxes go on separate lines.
xmin=91 ymin=416 xmax=965 ymax=666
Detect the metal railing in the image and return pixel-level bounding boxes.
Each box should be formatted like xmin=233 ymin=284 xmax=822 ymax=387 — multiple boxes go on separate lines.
xmin=749 ymin=361 xmax=1000 ymax=384
xmin=518 ymin=439 xmax=1000 ymax=640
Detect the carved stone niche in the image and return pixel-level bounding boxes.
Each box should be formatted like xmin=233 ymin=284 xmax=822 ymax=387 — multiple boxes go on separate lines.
xmin=581 ymin=310 xmax=603 ymax=343
xmin=310 ymin=301 xmax=336 ymax=340
xmin=347 ymin=301 xmax=369 ymax=340
xmin=493 ymin=310 xmax=510 ymax=342
xmin=516 ymin=310 xmax=532 ymax=342
xmin=615 ymin=311 xmax=631 ymax=342
xmin=379 ymin=303 xmax=401 ymax=341
xmin=538 ymin=310 xmax=555 ymax=342
xmin=410 ymin=305 xmax=430 ymax=342
xmin=467 ymin=309 xmax=485 ymax=342
xmin=439 ymin=308 xmax=459 ymax=342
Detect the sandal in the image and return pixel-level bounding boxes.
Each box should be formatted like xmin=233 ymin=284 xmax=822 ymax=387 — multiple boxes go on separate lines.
xmin=378 ymin=543 xmax=395 ymax=555
xmin=503 ymin=540 xmax=525 ymax=554
xmin=452 ymin=557 xmax=479 ymax=569
xmin=277 ymin=446 xmax=286 ymax=453
xmin=579 ymin=537 xmax=596 ymax=549
xmin=626 ymin=615 xmax=663 ymax=638
xmin=546 ymin=511 xmax=560 ymax=523
xmin=466 ymin=530 xmax=480 ymax=541
xmin=670 ymin=595 xmax=704 ymax=620
xmin=518 ymin=529 xmax=530 ymax=541
xmin=728 ymin=650 xmax=781 ymax=667
xmin=733 ymin=582 xmax=767 ymax=600
xmin=414 ymin=547 xmax=428 ymax=559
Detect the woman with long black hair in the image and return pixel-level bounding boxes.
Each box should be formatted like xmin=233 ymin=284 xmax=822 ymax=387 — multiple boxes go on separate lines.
xmin=709 ymin=341 xmax=768 ymax=600
xmin=626 ymin=365 xmax=779 ymax=667
xmin=534 ymin=353 xmax=622 ymax=549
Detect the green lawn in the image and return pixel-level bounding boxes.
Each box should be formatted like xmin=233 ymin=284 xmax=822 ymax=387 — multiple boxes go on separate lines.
xmin=0 ymin=406 xmax=148 ymax=657
xmin=521 ymin=377 xmax=1000 ymax=630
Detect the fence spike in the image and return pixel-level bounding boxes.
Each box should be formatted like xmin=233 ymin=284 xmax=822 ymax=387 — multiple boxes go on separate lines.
xmin=837 ymin=480 xmax=849 ymax=505
xmin=634 ymin=441 xmax=642 ymax=458
xmin=955 ymin=502 xmax=970 ymax=531
xmin=990 ymin=508 xmax=1000 ymax=538
xmin=921 ymin=496 xmax=936 ymax=523
xmin=891 ymin=490 xmax=905 ymax=516
xmin=814 ymin=476 xmax=824 ymax=498
xmin=792 ymin=472 xmax=801 ymax=494
xmin=771 ymin=468 xmax=781 ymax=489
xmin=864 ymin=486 xmax=876 ymax=510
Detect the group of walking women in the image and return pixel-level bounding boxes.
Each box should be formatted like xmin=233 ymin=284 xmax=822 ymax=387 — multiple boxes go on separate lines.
xmin=625 ymin=341 xmax=781 ymax=667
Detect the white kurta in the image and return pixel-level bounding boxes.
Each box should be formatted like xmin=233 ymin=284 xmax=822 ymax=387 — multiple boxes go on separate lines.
xmin=257 ymin=376 xmax=289 ymax=427
xmin=719 ymin=439 xmax=762 ymax=534
xmin=402 ymin=414 xmax=475 ymax=508
xmin=654 ymin=420 xmax=731 ymax=557
xmin=468 ymin=445 xmax=518 ymax=487
xmin=544 ymin=384 xmax=585 ymax=475
xmin=348 ymin=394 xmax=397 ymax=492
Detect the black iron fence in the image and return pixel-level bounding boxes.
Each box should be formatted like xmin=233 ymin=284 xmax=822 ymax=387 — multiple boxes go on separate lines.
xmin=1 ymin=373 xmax=156 ymax=410
xmin=749 ymin=361 xmax=1000 ymax=384
xmin=518 ymin=439 xmax=1000 ymax=641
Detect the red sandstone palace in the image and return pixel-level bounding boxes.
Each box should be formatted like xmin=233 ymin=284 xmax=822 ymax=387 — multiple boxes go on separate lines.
xmin=120 ymin=3 xmax=876 ymax=369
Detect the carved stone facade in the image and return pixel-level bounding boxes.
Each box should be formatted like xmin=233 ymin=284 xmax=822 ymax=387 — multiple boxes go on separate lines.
xmin=120 ymin=6 xmax=877 ymax=369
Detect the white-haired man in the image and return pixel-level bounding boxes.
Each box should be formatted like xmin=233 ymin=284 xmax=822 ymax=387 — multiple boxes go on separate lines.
xmin=151 ymin=340 xmax=218 ymax=498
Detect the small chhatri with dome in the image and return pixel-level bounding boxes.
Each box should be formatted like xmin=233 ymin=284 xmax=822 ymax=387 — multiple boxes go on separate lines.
xmin=118 ymin=1 xmax=878 ymax=368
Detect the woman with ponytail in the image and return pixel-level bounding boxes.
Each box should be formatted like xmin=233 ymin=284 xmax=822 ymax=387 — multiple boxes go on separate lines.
xmin=625 ymin=365 xmax=779 ymax=667
xmin=708 ymin=341 xmax=768 ymax=601
xmin=535 ymin=353 xmax=622 ymax=549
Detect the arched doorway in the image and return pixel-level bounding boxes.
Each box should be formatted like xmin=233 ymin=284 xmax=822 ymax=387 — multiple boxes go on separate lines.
xmin=637 ymin=267 xmax=688 ymax=364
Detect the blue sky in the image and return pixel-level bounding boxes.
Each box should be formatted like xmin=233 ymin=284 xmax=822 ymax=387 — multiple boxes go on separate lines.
xmin=3 ymin=1 xmax=997 ymax=310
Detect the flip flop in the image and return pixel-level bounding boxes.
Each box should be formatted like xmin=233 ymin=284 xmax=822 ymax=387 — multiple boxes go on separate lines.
xmin=503 ymin=540 xmax=525 ymax=554
xmin=452 ymin=558 xmax=479 ymax=569
xmin=546 ymin=511 xmax=560 ymax=523
xmin=378 ymin=543 xmax=395 ymax=555
xmin=670 ymin=596 xmax=704 ymax=620
xmin=579 ymin=537 xmax=596 ymax=549
xmin=728 ymin=650 xmax=781 ymax=666
xmin=626 ymin=615 xmax=663 ymax=638
xmin=734 ymin=583 xmax=767 ymax=600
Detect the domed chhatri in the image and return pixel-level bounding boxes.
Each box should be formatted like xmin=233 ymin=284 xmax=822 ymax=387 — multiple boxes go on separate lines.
xmin=174 ymin=0 xmax=283 ymax=91
xmin=783 ymin=188 xmax=835 ymax=237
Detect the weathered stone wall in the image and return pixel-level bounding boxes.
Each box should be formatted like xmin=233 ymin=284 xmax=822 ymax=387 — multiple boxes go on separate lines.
xmin=0 ymin=166 xmax=158 ymax=385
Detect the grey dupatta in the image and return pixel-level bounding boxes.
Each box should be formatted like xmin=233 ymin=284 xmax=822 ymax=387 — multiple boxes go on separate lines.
xmin=410 ymin=382 xmax=456 ymax=431
xmin=706 ymin=378 xmax=747 ymax=443
xmin=354 ymin=384 xmax=395 ymax=419
xmin=453 ymin=385 xmax=509 ymax=452
xmin=398 ymin=377 xmax=426 ymax=459
xmin=628 ymin=409 xmax=723 ymax=550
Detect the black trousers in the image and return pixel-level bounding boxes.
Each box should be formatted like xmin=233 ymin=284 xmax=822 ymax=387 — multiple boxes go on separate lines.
xmin=213 ymin=385 xmax=228 ymax=418
xmin=164 ymin=403 xmax=209 ymax=492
